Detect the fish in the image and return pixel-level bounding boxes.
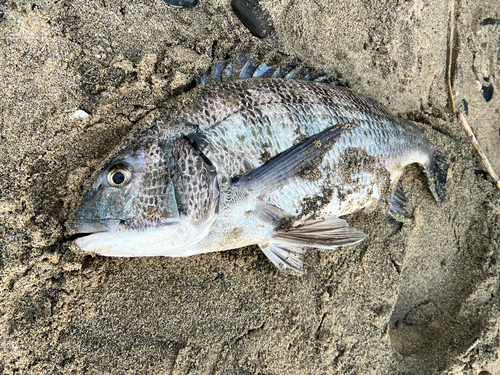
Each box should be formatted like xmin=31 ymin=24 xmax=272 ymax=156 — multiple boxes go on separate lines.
xmin=72 ymin=77 xmax=448 ymax=273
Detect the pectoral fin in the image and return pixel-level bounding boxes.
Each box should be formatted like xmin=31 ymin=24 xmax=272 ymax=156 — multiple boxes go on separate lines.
xmin=236 ymin=123 xmax=357 ymax=193
xmin=252 ymin=199 xmax=290 ymax=225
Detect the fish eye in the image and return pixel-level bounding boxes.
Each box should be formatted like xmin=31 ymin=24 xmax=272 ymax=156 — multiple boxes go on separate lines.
xmin=107 ymin=164 xmax=132 ymax=187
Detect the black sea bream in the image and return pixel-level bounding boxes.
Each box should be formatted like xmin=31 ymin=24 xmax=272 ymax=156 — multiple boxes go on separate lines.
xmin=73 ymin=78 xmax=447 ymax=273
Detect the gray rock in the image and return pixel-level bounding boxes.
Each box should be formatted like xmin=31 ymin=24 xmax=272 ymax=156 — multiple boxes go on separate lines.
xmin=164 ymin=0 xmax=198 ymax=8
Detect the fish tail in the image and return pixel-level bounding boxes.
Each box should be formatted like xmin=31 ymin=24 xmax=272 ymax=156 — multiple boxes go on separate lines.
xmin=426 ymin=150 xmax=449 ymax=203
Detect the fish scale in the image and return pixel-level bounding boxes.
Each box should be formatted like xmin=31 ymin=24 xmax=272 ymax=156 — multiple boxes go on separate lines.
xmin=173 ymin=79 xmax=396 ymax=130
xmin=181 ymin=81 xmax=431 ymax=219
xmin=194 ymin=100 xmax=429 ymax=179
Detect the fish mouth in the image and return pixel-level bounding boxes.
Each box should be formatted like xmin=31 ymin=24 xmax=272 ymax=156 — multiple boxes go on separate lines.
xmin=71 ymin=219 xmax=123 ymax=238
xmin=70 ymin=219 xmax=125 ymax=252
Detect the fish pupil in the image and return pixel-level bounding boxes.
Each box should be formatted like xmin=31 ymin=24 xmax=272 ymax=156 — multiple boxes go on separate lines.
xmin=112 ymin=172 xmax=125 ymax=185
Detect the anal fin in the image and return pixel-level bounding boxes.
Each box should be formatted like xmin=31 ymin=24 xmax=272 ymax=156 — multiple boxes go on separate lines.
xmin=258 ymin=242 xmax=305 ymax=274
xmin=273 ymin=215 xmax=367 ymax=249
xmin=388 ymin=179 xmax=410 ymax=218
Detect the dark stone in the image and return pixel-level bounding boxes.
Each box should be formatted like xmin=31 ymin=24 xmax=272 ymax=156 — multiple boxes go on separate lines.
xmin=231 ymin=0 xmax=274 ymax=38
xmin=461 ymin=99 xmax=468 ymax=116
xmin=163 ymin=0 xmax=198 ymax=8
xmin=481 ymin=84 xmax=493 ymax=102
xmin=481 ymin=18 xmax=500 ymax=26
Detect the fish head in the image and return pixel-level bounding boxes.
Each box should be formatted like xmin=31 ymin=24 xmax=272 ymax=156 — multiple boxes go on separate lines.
xmin=72 ymin=128 xmax=219 ymax=257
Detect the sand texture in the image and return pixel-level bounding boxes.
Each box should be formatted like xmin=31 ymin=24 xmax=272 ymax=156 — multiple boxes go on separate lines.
xmin=1 ymin=0 xmax=499 ymax=374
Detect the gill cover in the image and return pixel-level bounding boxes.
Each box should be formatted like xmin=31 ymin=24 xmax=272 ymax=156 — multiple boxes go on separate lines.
xmin=165 ymin=135 xmax=220 ymax=225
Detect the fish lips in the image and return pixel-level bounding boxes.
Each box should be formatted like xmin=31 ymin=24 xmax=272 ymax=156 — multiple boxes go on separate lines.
xmin=73 ymin=218 xmax=122 ymax=234
xmin=72 ymin=219 xmax=123 ymax=246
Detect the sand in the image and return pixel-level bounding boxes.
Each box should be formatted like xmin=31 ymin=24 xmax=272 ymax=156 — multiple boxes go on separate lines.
xmin=0 ymin=0 xmax=499 ymax=373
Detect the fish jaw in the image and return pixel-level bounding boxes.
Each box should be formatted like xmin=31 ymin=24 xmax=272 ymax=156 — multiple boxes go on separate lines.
xmin=74 ymin=229 xmax=168 ymax=257
xmin=72 ymin=218 xmax=215 ymax=257
xmin=72 ymin=219 xmax=134 ymax=256
xmin=72 ymin=219 xmax=121 ymax=234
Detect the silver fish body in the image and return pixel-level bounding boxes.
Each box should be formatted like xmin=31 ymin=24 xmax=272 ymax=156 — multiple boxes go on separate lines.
xmin=73 ymin=79 xmax=447 ymax=273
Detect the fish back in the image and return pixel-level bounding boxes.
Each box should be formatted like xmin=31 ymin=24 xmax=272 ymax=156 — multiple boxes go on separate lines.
xmin=169 ymin=79 xmax=434 ymax=218
xmin=172 ymin=79 xmax=398 ymax=130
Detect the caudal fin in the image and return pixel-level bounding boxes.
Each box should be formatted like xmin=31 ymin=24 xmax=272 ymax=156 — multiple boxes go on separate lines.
xmin=426 ymin=150 xmax=449 ymax=203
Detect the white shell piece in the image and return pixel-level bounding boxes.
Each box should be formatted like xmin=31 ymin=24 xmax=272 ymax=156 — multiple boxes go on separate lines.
xmin=73 ymin=109 xmax=89 ymax=119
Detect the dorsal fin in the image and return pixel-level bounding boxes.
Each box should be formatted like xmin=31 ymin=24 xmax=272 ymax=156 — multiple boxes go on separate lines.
xmin=197 ymin=54 xmax=342 ymax=86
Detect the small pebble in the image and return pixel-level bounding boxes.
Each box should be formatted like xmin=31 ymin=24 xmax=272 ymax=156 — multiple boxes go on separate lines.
xmin=461 ymin=99 xmax=469 ymax=116
xmin=163 ymin=0 xmax=198 ymax=7
xmin=73 ymin=110 xmax=89 ymax=119
xmin=481 ymin=84 xmax=494 ymax=102
xmin=481 ymin=18 xmax=500 ymax=26
xmin=231 ymin=0 xmax=274 ymax=38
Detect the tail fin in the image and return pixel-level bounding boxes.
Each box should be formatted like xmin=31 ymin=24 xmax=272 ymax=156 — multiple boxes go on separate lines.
xmin=426 ymin=150 xmax=449 ymax=203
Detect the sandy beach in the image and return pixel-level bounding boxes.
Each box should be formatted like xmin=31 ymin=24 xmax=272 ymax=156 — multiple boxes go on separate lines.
xmin=0 ymin=0 xmax=499 ymax=373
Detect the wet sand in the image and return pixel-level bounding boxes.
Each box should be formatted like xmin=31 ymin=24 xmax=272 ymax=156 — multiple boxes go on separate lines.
xmin=0 ymin=0 xmax=499 ymax=373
